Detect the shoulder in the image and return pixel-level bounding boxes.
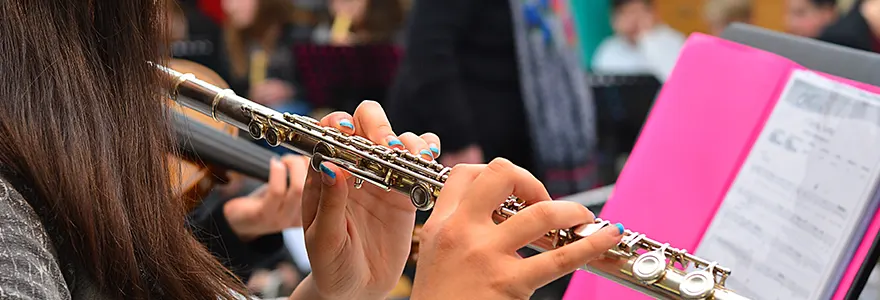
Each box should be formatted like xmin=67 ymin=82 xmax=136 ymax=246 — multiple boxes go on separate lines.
xmin=592 ymin=36 xmax=648 ymax=72
xmin=592 ymin=36 xmax=627 ymax=61
xmin=0 ymin=176 xmax=71 ymax=299
xmin=819 ymin=10 xmax=873 ymax=52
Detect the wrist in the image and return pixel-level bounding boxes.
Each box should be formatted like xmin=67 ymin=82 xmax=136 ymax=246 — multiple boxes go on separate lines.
xmin=290 ymin=275 xmax=328 ymax=300
xmin=290 ymin=275 xmax=388 ymax=300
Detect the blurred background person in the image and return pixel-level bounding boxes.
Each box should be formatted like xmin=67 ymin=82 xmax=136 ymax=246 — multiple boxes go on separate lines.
xmin=387 ymin=0 xmax=603 ymax=298
xmin=704 ymin=0 xmax=753 ymax=36
xmin=787 ymin=0 xmax=840 ymax=37
xmin=297 ymin=0 xmax=406 ymax=116
xmin=168 ymin=0 xmax=230 ymax=81
xmin=819 ymin=0 xmax=880 ymax=52
xmin=321 ymin=0 xmax=405 ymax=45
xmin=591 ymin=0 xmax=686 ymax=83
xmin=386 ymin=0 xmax=530 ymax=174
xmin=222 ymin=0 xmax=309 ymax=117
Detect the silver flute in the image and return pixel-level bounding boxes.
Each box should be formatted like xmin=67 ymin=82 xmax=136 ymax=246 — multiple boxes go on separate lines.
xmin=156 ymin=63 xmax=750 ymax=300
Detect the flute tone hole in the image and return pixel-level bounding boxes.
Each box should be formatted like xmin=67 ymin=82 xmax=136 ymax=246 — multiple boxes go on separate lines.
xmin=248 ymin=121 xmax=264 ymax=139
xmin=265 ymin=128 xmax=281 ymax=146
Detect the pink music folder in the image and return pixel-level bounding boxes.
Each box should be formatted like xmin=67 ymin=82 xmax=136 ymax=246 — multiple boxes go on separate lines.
xmin=563 ymin=33 xmax=880 ymax=300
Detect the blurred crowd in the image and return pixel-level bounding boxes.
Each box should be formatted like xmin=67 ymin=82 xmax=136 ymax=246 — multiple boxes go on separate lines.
xmin=167 ymin=0 xmax=880 ymax=298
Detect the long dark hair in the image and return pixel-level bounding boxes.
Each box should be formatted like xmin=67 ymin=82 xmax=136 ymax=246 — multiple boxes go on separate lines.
xmin=0 ymin=1 xmax=244 ymax=299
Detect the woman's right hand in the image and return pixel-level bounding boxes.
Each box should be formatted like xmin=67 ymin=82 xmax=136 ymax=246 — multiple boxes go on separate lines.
xmin=411 ymin=159 xmax=624 ymax=300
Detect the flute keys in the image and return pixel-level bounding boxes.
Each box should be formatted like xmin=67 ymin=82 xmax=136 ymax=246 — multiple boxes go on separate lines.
xmin=310 ymin=142 xmax=338 ymax=171
xmin=679 ymin=269 xmax=715 ymax=299
xmin=632 ymin=251 xmax=667 ymax=284
xmin=410 ymin=183 xmax=434 ymax=211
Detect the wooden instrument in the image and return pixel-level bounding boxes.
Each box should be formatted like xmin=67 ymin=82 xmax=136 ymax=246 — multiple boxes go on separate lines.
xmin=167 ymin=59 xmax=240 ymax=211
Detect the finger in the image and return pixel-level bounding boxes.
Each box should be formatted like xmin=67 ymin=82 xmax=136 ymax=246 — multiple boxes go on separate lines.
xmin=495 ymin=201 xmax=594 ymax=250
xmin=280 ymin=155 xmax=307 ymax=223
xmin=462 ymin=158 xmax=551 ymax=221
xmin=419 ymin=132 xmax=441 ymax=159
xmin=518 ymin=224 xmax=624 ymax=289
xmin=301 ymin=159 xmax=322 ymax=231
xmin=284 ymin=155 xmax=309 ymax=191
xmin=266 ymin=157 xmax=288 ymax=200
xmin=319 ymin=111 xmax=356 ymax=135
xmin=432 ymin=164 xmax=484 ymax=220
xmin=397 ymin=132 xmax=432 ymax=161
xmin=310 ymin=161 xmax=349 ymax=237
xmin=351 ymin=100 xmax=403 ymax=150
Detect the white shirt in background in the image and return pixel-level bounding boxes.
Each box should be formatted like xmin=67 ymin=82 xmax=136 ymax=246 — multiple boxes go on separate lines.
xmin=591 ymin=24 xmax=686 ymax=82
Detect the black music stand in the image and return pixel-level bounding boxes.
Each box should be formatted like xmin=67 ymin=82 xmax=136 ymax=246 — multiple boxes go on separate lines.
xmin=720 ymin=22 xmax=880 ymax=300
xmin=589 ymin=74 xmax=661 ymax=185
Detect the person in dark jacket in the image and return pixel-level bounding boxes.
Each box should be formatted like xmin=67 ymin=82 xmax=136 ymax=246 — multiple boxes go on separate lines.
xmin=819 ymin=0 xmax=880 ymax=52
xmin=385 ymin=0 xmax=533 ymax=173
xmin=386 ymin=0 xmax=596 ymax=298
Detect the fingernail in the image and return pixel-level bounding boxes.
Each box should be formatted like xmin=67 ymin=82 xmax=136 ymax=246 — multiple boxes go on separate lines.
xmin=387 ymin=135 xmax=404 ymax=149
xmin=419 ymin=149 xmax=434 ymax=161
xmin=319 ymin=163 xmax=336 ymax=185
xmin=614 ymin=223 xmax=625 ymax=235
xmin=428 ymin=144 xmax=440 ymax=157
xmin=339 ymin=119 xmax=354 ymax=131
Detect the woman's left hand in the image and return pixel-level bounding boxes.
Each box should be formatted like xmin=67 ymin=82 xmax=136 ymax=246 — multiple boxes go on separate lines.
xmin=292 ymin=101 xmax=441 ymax=300
xmin=251 ymin=79 xmax=295 ymax=106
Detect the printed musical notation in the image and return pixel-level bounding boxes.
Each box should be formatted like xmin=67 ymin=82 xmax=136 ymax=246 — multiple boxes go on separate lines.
xmin=695 ymin=70 xmax=880 ymax=300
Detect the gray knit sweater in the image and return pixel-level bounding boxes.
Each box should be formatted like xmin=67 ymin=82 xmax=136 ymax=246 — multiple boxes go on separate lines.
xmin=0 ymin=176 xmax=120 ymax=299
xmin=0 ymin=177 xmax=76 ymax=299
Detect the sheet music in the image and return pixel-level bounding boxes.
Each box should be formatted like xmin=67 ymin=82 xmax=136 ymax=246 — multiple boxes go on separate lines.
xmin=695 ymin=70 xmax=880 ymax=300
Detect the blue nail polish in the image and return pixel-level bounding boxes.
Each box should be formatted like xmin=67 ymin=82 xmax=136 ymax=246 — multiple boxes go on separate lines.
xmin=388 ymin=139 xmax=403 ymax=147
xmin=339 ymin=119 xmax=354 ymax=130
xmin=319 ymin=163 xmax=336 ymax=179
xmin=429 ymin=145 xmax=440 ymax=156
xmin=419 ymin=149 xmax=433 ymax=158
xmin=614 ymin=223 xmax=625 ymax=235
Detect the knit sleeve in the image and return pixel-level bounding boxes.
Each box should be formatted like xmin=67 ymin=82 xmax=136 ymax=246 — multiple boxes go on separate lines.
xmin=0 ymin=179 xmax=71 ymax=300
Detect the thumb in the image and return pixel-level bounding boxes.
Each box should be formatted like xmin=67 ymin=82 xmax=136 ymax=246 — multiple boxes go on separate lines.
xmin=311 ymin=161 xmax=349 ymax=237
xmin=519 ymin=223 xmax=624 ymax=289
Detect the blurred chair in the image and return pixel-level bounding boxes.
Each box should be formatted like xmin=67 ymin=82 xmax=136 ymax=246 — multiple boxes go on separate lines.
xmin=589 ymin=73 xmax=662 ymax=184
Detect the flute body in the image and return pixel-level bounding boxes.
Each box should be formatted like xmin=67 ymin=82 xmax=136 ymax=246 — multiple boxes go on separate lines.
xmin=157 ymin=64 xmax=750 ymax=300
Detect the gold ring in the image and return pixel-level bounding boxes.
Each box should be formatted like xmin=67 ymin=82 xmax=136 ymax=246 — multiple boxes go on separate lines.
xmin=211 ymin=89 xmax=233 ymax=121
xmin=172 ymin=73 xmax=195 ymax=100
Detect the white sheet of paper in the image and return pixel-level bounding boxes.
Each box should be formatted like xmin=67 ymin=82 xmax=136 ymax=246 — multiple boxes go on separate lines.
xmin=694 ymin=69 xmax=880 ymax=300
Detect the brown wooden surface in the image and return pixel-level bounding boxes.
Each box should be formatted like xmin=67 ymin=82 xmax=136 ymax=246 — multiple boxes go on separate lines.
xmin=656 ymin=0 xmax=786 ymax=35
